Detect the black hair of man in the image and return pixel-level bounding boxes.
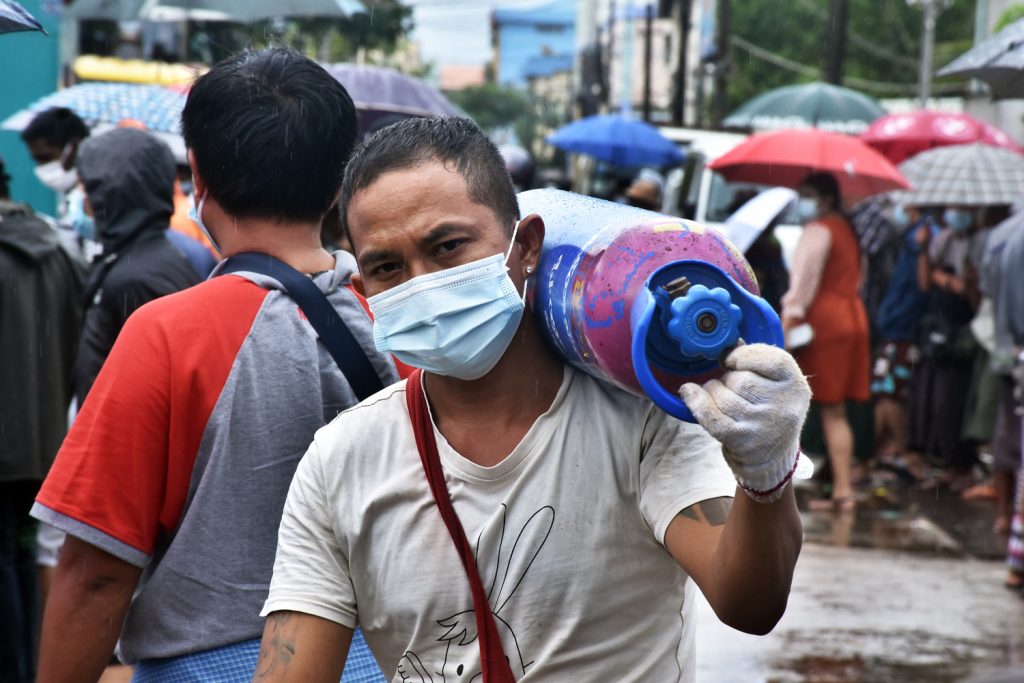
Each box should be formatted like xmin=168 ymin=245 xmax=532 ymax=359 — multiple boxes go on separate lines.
xmin=0 ymin=158 xmax=10 ymax=199
xmin=339 ymin=116 xmax=520 ymax=242
xmin=20 ymin=107 xmax=89 ymax=147
xmin=800 ymin=172 xmax=842 ymax=211
xmin=181 ymin=48 xmax=357 ymax=223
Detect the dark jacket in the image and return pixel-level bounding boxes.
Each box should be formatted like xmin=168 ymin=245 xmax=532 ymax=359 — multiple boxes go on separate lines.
xmin=0 ymin=201 xmax=87 ymax=482
xmin=75 ymin=128 xmax=200 ymax=404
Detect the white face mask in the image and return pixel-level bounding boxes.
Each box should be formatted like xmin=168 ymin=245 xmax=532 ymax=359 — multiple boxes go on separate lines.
xmin=796 ymin=197 xmax=820 ymax=222
xmin=34 ymin=153 xmax=79 ymax=193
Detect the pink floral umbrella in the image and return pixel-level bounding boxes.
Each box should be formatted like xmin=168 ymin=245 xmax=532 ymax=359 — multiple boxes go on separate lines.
xmin=861 ymin=110 xmax=1023 ymax=164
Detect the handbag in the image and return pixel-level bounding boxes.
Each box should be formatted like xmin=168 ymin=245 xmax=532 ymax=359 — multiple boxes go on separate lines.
xmin=405 ymin=370 xmax=516 ymax=683
xmin=220 ymin=252 xmax=385 ymax=401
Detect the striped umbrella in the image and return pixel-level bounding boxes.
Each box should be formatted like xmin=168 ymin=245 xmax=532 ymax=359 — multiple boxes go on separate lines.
xmin=0 ymin=0 xmax=44 ymax=34
xmin=895 ymin=143 xmax=1024 ymax=207
xmin=1 ymin=82 xmax=185 ymax=134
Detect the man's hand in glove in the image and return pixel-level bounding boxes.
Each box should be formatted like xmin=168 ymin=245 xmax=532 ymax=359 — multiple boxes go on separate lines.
xmin=680 ymin=343 xmax=811 ymax=503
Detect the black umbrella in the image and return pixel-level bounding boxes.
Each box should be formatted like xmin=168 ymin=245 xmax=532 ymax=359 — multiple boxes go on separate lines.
xmin=938 ymin=18 xmax=1024 ymax=99
xmin=0 ymin=0 xmax=44 ymax=35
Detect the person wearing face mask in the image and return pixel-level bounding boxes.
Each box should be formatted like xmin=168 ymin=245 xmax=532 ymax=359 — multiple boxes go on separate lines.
xmin=781 ymin=173 xmax=870 ymax=512
xmin=909 ymin=204 xmax=982 ymax=489
xmin=0 ymin=157 xmax=86 ymax=683
xmin=255 ymin=117 xmax=807 ymax=682
xmin=30 ymin=49 xmax=397 ymax=683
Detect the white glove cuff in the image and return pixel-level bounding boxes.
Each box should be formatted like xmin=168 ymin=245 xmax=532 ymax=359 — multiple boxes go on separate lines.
xmin=730 ymin=446 xmax=801 ymax=504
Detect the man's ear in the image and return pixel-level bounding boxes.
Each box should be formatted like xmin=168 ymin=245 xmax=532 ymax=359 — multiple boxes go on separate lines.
xmin=350 ymin=272 xmax=365 ymax=297
xmin=516 ymin=213 xmax=545 ymax=277
xmin=187 ymin=149 xmax=206 ymax=198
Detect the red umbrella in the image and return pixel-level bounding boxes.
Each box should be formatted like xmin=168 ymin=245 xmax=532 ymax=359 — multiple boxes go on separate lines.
xmin=707 ymin=128 xmax=909 ymax=200
xmin=862 ymin=110 xmax=1024 ymax=164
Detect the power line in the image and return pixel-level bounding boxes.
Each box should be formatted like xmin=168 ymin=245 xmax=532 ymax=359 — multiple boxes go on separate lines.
xmin=730 ymin=34 xmax=964 ymax=96
xmin=793 ymin=0 xmax=919 ymax=69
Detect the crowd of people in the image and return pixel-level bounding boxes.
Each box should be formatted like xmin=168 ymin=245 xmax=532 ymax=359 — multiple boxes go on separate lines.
xmin=2 ymin=47 xmax=815 ymax=683
xmin=5 ymin=41 xmax=1024 ymax=683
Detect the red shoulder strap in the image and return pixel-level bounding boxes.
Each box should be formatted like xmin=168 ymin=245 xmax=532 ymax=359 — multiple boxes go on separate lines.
xmin=405 ymin=370 xmax=516 ymax=683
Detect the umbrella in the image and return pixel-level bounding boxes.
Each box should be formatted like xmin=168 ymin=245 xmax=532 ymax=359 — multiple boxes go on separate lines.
xmin=938 ymin=18 xmax=1024 ymax=99
xmin=0 ymin=0 xmax=44 ymax=34
xmin=322 ymin=63 xmax=463 ymax=136
xmin=2 ymin=82 xmax=185 ymax=134
xmin=66 ymin=0 xmax=362 ymax=21
xmin=895 ymin=143 xmax=1024 ymax=207
xmin=546 ymin=114 xmax=684 ymax=167
xmin=723 ymin=187 xmax=797 ymax=253
xmin=707 ymin=129 xmax=909 ymax=200
xmin=723 ymin=81 xmax=885 ymax=136
xmin=862 ymin=110 xmax=1024 ymax=164
xmin=1 ymin=82 xmax=187 ymax=162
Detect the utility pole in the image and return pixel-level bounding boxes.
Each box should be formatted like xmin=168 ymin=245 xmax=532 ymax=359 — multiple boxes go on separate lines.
xmin=919 ymin=0 xmax=937 ymax=106
xmin=712 ymin=0 xmax=730 ymax=127
xmin=622 ymin=0 xmax=635 ymax=114
xmin=642 ymin=3 xmax=654 ymax=121
xmin=824 ymin=0 xmax=849 ymax=84
xmin=671 ymin=0 xmax=692 ymax=126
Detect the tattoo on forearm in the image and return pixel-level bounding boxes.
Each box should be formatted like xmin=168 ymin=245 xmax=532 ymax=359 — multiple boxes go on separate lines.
xmin=678 ymin=497 xmax=733 ymax=527
xmin=255 ymin=612 xmax=297 ymax=680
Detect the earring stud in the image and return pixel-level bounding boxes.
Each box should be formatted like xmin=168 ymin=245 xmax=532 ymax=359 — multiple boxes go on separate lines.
xmin=526 ymin=266 xmax=534 ymax=274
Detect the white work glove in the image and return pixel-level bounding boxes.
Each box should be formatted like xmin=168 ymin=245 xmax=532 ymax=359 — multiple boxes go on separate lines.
xmin=680 ymin=343 xmax=811 ymax=503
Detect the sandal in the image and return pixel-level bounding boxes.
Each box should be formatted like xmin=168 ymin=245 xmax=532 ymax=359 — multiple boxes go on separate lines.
xmin=1004 ymin=571 xmax=1023 ymax=591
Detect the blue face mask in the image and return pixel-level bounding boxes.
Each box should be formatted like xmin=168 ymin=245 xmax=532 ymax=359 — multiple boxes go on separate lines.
xmin=891 ymin=204 xmax=910 ymax=229
xmin=367 ymin=226 xmax=527 ymax=380
xmin=188 ymin=192 xmax=221 ymax=253
xmin=943 ymin=208 xmax=973 ymax=233
xmin=796 ymin=197 xmax=820 ymax=222
xmin=65 ymin=187 xmax=95 ymax=241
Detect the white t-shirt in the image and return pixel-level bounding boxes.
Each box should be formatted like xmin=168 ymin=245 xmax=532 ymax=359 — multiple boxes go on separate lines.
xmin=263 ymin=365 xmax=737 ymax=682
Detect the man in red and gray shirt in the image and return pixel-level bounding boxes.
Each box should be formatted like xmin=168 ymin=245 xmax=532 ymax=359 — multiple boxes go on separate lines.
xmin=32 ymin=48 xmax=398 ymax=683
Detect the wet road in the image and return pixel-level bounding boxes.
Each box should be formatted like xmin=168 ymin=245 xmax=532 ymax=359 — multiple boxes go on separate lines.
xmin=696 ymin=496 xmax=1024 ymax=682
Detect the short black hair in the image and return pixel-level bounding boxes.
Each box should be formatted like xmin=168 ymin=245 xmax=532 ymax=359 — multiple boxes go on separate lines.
xmin=182 ymin=48 xmax=357 ymax=222
xmin=339 ymin=117 xmax=519 ymax=240
xmin=21 ymin=107 xmax=89 ymax=147
xmin=800 ymin=172 xmax=842 ymax=210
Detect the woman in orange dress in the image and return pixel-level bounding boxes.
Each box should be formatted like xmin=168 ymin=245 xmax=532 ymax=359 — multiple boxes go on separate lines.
xmin=781 ymin=173 xmax=870 ymax=511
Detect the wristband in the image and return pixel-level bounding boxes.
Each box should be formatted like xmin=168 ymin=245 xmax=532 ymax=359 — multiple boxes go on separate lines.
xmin=738 ymin=450 xmax=801 ymax=503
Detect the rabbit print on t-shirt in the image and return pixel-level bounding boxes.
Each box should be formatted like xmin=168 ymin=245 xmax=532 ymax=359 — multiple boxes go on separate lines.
xmin=397 ymin=504 xmax=556 ymax=683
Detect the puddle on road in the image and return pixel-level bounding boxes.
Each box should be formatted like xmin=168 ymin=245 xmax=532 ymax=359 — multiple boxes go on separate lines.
xmin=800 ymin=508 xmax=964 ymax=557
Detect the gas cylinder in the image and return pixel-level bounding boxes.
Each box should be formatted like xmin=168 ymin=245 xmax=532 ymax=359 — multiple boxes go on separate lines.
xmin=520 ymin=189 xmax=784 ymax=423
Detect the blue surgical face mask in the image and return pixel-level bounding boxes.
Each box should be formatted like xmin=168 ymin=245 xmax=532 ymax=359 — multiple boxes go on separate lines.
xmin=943 ymin=208 xmax=973 ymax=233
xmin=796 ymin=197 xmax=820 ymax=222
xmin=65 ymin=187 xmax=95 ymax=241
xmin=188 ymin=192 xmax=220 ymax=253
xmin=891 ymin=204 xmax=910 ymax=229
xmin=367 ymin=225 xmax=527 ymax=380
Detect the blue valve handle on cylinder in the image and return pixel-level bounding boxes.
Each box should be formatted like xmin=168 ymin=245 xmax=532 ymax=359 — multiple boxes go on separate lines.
xmin=629 ymin=260 xmax=785 ymax=423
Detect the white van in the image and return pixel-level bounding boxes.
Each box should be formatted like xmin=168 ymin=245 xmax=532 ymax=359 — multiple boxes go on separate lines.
xmin=659 ymin=126 xmax=802 ymax=264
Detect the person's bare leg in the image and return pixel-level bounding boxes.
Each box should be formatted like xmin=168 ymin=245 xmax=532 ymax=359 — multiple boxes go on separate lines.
xmin=819 ymin=401 xmax=855 ymax=503
xmin=995 ymin=469 xmax=1016 ymax=535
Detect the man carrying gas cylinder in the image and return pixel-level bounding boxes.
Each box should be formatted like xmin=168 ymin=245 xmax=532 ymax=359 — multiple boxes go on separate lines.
xmin=255 ymin=117 xmax=808 ymax=683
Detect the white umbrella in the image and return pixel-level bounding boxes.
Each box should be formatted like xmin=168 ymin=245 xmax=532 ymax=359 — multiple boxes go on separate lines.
xmin=723 ymin=187 xmax=798 ymax=253
xmin=896 ymin=143 xmax=1024 ymax=207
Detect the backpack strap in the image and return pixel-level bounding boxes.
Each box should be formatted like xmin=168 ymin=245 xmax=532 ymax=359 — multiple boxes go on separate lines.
xmin=220 ymin=252 xmax=385 ymax=401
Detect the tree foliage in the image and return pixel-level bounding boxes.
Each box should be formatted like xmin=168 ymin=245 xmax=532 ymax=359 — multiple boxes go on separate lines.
xmin=448 ymin=83 xmax=531 ymax=131
xmin=995 ymin=3 xmax=1024 ymax=32
xmin=726 ymin=0 xmax=976 ymax=110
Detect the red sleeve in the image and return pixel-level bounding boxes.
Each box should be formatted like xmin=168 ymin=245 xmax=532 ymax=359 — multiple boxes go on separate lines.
xmin=344 ymin=284 xmax=414 ymax=379
xmin=34 ymin=277 xmax=267 ymax=565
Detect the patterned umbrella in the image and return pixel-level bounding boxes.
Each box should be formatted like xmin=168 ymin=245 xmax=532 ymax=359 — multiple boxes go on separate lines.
xmin=1 ymin=82 xmax=185 ymax=134
xmin=938 ymin=18 xmax=1024 ymax=99
xmin=0 ymin=0 xmax=44 ymax=35
xmin=862 ymin=110 xmax=1024 ymax=164
xmin=723 ymin=81 xmax=885 ymax=136
xmin=895 ymin=143 xmax=1024 ymax=207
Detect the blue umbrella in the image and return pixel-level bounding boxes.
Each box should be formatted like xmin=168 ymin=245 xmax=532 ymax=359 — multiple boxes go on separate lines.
xmin=0 ymin=0 xmax=45 ymax=35
xmin=547 ymin=114 xmax=685 ymax=167
xmin=2 ymin=82 xmax=185 ymax=134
